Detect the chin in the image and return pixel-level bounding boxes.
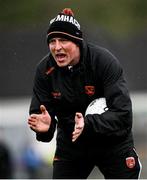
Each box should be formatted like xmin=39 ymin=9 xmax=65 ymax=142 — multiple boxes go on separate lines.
xmin=57 ymin=61 xmax=69 ymax=67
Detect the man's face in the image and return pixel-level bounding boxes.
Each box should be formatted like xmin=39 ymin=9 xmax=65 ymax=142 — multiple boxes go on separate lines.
xmin=49 ymin=37 xmax=80 ymax=67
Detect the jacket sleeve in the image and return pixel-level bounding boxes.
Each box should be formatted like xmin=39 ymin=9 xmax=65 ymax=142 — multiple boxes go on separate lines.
xmin=29 ymin=63 xmax=57 ymax=142
xmin=84 ymin=49 xmax=132 ymax=138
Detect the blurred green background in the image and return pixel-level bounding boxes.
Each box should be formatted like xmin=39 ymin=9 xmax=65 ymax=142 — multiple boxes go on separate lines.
xmin=1 ymin=0 xmax=147 ymax=37
xmin=0 ymin=0 xmax=147 ymax=179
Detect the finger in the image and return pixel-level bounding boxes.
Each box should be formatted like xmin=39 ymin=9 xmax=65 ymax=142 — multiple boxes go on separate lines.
xmin=72 ymin=135 xmax=77 ymax=142
xmin=72 ymin=130 xmax=81 ymax=142
xmin=72 ymin=137 xmax=76 ymax=142
xmin=75 ymin=126 xmax=83 ymax=130
xmin=74 ymin=124 xmax=83 ymax=131
xmin=73 ymin=129 xmax=81 ymax=135
xmin=28 ymin=116 xmax=36 ymax=121
xmin=40 ymin=105 xmax=46 ymax=114
xmin=29 ymin=125 xmax=36 ymax=131
xmin=72 ymin=133 xmax=79 ymax=142
xmin=72 ymin=127 xmax=83 ymax=142
xmin=28 ymin=118 xmax=37 ymax=124
xmin=30 ymin=114 xmax=37 ymax=119
xmin=28 ymin=120 xmax=36 ymax=126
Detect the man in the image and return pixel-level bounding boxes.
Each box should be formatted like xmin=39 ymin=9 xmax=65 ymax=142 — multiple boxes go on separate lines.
xmin=28 ymin=8 xmax=142 ymax=179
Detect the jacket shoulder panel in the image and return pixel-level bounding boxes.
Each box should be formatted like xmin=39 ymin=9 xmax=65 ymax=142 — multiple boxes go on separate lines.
xmin=86 ymin=43 xmax=123 ymax=84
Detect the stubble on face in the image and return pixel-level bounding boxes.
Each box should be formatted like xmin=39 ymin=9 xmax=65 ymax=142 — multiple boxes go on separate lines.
xmin=49 ymin=38 xmax=80 ymax=67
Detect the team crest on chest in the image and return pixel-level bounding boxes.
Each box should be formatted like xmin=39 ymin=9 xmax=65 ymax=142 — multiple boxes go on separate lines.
xmin=85 ymin=86 xmax=95 ymax=96
xmin=51 ymin=91 xmax=61 ymax=99
xmin=126 ymin=157 xmax=135 ymax=169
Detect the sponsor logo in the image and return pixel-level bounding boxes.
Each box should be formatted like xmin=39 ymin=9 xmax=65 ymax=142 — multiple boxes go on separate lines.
xmin=126 ymin=157 xmax=135 ymax=169
xmin=85 ymin=86 xmax=95 ymax=96
xmin=50 ymin=14 xmax=80 ymax=30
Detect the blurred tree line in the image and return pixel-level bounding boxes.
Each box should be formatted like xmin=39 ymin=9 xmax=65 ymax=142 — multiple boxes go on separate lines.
xmin=0 ymin=0 xmax=147 ymax=38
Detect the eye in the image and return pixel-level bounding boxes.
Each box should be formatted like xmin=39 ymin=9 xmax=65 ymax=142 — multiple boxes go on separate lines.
xmin=49 ymin=39 xmax=55 ymax=45
xmin=60 ymin=38 xmax=68 ymax=43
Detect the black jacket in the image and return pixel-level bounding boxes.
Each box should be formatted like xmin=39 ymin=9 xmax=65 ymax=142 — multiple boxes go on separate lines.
xmin=29 ymin=42 xmax=134 ymax=158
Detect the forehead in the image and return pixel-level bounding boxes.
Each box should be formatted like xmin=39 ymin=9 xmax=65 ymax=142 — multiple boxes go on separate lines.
xmin=50 ymin=37 xmax=69 ymax=41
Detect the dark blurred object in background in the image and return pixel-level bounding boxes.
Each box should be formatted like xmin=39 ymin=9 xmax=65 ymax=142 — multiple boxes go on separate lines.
xmin=0 ymin=141 xmax=13 ymax=178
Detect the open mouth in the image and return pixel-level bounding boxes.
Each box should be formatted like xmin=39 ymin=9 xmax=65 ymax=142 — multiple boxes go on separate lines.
xmin=55 ymin=53 xmax=66 ymax=62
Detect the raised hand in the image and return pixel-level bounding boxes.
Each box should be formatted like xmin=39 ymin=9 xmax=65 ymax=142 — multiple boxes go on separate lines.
xmin=72 ymin=112 xmax=85 ymax=142
xmin=28 ymin=105 xmax=51 ymax=132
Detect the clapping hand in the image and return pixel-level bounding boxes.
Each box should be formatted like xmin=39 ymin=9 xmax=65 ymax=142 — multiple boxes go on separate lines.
xmin=72 ymin=112 xmax=85 ymax=142
xmin=28 ymin=105 xmax=51 ymax=133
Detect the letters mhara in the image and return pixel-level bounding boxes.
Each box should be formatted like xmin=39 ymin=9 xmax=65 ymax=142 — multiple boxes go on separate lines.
xmin=50 ymin=14 xmax=80 ymax=30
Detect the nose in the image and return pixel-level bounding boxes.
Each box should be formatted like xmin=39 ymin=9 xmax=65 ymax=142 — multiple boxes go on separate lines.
xmin=54 ymin=40 xmax=62 ymax=51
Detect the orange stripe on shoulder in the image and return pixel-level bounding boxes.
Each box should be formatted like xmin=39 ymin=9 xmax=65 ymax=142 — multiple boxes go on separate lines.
xmin=45 ymin=67 xmax=55 ymax=75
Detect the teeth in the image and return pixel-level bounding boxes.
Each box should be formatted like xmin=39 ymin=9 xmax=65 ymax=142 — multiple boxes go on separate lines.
xmin=56 ymin=54 xmax=65 ymax=58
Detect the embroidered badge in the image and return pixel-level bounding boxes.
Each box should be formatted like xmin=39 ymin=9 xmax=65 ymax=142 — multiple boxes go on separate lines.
xmin=51 ymin=91 xmax=61 ymax=99
xmin=126 ymin=157 xmax=135 ymax=169
xmin=85 ymin=86 xmax=95 ymax=96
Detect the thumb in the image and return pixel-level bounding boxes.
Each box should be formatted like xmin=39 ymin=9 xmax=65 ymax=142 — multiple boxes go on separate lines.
xmin=75 ymin=112 xmax=82 ymax=124
xmin=75 ymin=112 xmax=82 ymax=118
xmin=40 ymin=105 xmax=46 ymax=114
